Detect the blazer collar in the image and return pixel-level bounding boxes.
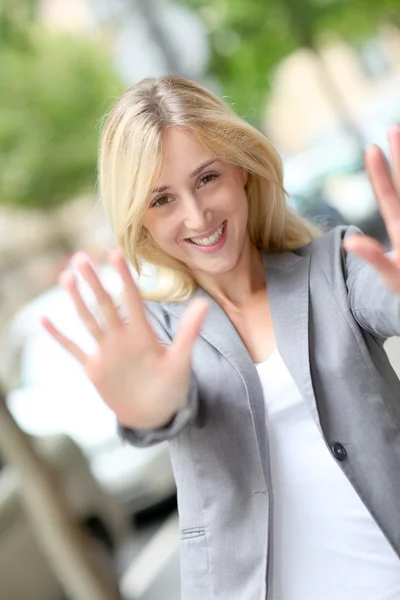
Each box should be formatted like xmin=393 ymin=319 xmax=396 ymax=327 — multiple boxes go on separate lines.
xmin=167 ymin=249 xmax=319 ymax=425
xmin=167 ymin=250 xmax=305 ymax=364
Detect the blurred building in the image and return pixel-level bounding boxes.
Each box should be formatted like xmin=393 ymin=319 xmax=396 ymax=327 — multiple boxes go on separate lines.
xmin=38 ymin=0 xmax=400 ymax=156
xmin=264 ymin=25 xmax=400 ymax=153
xmin=38 ymin=0 xmax=209 ymax=83
xmin=37 ymin=0 xmax=95 ymax=31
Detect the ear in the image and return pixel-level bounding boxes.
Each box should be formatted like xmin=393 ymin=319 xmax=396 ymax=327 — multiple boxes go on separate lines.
xmin=239 ymin=167 xmax=248 ymax=186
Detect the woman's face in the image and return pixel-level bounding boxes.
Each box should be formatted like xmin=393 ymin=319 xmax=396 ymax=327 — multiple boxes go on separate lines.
xmin=142 ymin=127 xmax=250 ymax=277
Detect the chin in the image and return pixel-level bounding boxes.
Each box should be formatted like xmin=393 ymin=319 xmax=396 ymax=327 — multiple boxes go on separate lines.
xmin=194 ymin=254 xmax=241 ymax=276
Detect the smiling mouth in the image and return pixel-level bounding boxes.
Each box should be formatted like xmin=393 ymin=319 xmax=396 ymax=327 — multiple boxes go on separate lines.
xmin=185 ymin=221 xmax=226 ymax=247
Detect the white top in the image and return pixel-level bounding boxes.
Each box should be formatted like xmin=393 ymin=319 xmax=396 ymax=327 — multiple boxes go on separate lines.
xmin=256 ymin=349 xmax=400 ymax=600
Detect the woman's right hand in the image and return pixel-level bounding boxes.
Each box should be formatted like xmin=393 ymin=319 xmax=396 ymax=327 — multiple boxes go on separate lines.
xmin=41 ymin=251 xmax=209 ymax=430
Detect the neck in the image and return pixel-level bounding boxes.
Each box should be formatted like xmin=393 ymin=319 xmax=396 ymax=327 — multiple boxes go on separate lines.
xmin=191 ymin=238 xmax=266 ymax=309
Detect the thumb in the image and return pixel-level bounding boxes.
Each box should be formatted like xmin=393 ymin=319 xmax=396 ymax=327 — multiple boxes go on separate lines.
xmin=169 ymin=298 xmax=209 ymax=365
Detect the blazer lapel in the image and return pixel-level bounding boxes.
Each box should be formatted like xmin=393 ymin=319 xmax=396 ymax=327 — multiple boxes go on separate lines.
xmin=263 ymin=251 xmax=321 ymax=428
xmin=168 ymin=287 xmax=253 ymax=372
xmin=168 ymin=288 xmax=269 ymax=482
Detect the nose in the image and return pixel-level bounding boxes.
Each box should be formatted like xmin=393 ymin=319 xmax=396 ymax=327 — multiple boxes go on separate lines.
xmin=181 ymin=195 xmax=212 ymax=232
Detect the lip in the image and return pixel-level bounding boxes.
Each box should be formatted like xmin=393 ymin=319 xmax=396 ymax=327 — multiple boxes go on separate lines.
xmin=184 ymin=220 xmax=228 ymax=254
xmin=184 ymin=221 xmax=225 ymax=242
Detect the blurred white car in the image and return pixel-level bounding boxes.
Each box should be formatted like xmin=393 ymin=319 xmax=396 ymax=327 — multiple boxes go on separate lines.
xmin=0 ymin=433 xmax=127 ymax=600
xmin=2 ymin=262 xmax=176 ymax=516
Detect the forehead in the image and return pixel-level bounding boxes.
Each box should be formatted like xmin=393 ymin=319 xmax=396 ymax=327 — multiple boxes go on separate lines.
xmin=158 ymin=127 xmax=214 ymax=178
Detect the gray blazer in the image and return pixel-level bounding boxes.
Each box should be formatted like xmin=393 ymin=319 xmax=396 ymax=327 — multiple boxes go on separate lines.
xmin=122 ymin=225 xmax=400 ymax=600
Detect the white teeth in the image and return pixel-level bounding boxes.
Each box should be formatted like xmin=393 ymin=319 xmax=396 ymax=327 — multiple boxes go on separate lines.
xmin=190 ymin=224 xmax=224 ymax=246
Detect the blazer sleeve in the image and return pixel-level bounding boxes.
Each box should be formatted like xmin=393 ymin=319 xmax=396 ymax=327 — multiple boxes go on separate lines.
xmin=118 ymin=301 xmax=199 ymax=447
xmin=344 ymin=225 xmax=400 ymax=339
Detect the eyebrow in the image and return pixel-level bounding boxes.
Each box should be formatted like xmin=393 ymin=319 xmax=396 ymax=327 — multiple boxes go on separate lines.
xmin=151 ymin=159 xmax=218 ymax=194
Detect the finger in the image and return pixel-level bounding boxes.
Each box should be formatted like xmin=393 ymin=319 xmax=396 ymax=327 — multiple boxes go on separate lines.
xmin=109 ymin=250 xmax=156 ymax=339
xmin=59 ymin=270 xmax=103 ymax=342
xmin=388 ymin=124 xmax=400 ymax=198
xmin=170 ymin=298 xmax=210 ymax=365
xmin=343 ymin=234 xmax=400 ymax=293
xmin=41 ymin=317 xmax=87 ymax=363
xmin=72 ymin=253 xmax=122 ymax=330
xmin=365 ymin=144 xmax=400 ymax=246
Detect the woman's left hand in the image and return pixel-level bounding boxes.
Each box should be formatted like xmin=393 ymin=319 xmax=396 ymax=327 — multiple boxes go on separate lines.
xmin=343 ymin=124 xmax=400 ymax=293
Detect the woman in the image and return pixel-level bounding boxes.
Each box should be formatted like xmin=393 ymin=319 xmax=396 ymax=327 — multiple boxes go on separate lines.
xmin=42 ymin=76 xmax=400 ymax=599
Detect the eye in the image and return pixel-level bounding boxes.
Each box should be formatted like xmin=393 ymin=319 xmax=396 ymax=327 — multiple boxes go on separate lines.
xmin=151 ymin=195 xmax=172 ymax=208
xmin=199 ymin=173 xmax=219 ymax=187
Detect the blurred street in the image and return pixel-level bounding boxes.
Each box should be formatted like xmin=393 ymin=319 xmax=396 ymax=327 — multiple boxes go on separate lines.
xmin=140 ymin=552 xmax=180 ymax=600
xmin=117 ymin=511 xmax=180 ymax=600
xmin=385 ymin=337 xmax=400 ymax=379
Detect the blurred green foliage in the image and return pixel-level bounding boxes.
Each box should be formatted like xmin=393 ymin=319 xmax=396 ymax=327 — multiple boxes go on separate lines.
xmin=178 ymin=0 xmax=399 ymax=124
xmin=0 ymin=3 xmax=122 ymax=210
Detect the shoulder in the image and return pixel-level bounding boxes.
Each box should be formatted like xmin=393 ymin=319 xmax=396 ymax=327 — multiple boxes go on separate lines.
xmin=294 ymin=224 xmax=367 ymax=290
xmin=144 ymin=299 xmax=177 ymax=341
xmin=145 ymin=298 xmax=173 ymax=323
xmin=295 ymin=224 xmax=361 ymax=259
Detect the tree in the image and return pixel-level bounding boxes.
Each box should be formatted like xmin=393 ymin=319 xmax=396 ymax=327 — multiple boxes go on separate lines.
xmin=0 ymin=25 xmax=122 ymax=209
xmin=0 ymin=3 xmax=124 ymax=599
xmin=177 ymin=0 xmax=399 ymax=126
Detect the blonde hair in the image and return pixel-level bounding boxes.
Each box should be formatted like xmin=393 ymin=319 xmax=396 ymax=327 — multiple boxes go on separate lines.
xmin=99 ymin=76 xmax=320 ymax=302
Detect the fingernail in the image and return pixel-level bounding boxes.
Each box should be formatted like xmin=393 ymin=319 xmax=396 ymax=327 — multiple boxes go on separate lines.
xmin=388 ymin=123 xmax=400 ymax=134
xmin=109 ymin=249 xmax=122 ymax=261
xmin=109 ymin=250 xmax=127 ymax=268
xmin=72 ymin=251 xmax=89 ymax=267
xmin=58 ymin=270 xmax=74 ymax=287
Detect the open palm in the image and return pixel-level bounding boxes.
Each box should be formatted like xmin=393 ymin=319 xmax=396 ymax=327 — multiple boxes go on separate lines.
xmin=42 ymin=252 xmax=208 ymax=430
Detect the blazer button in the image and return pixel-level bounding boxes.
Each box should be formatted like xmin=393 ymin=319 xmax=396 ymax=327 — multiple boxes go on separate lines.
xmin=331 ymin=442 xmax=347 ymax=461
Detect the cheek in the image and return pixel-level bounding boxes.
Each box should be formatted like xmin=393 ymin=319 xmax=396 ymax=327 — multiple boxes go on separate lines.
xmin=143 ymin=214 xmax=181 ymax=251
xmin=229 ymin=189 xmax=248 ymax=221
